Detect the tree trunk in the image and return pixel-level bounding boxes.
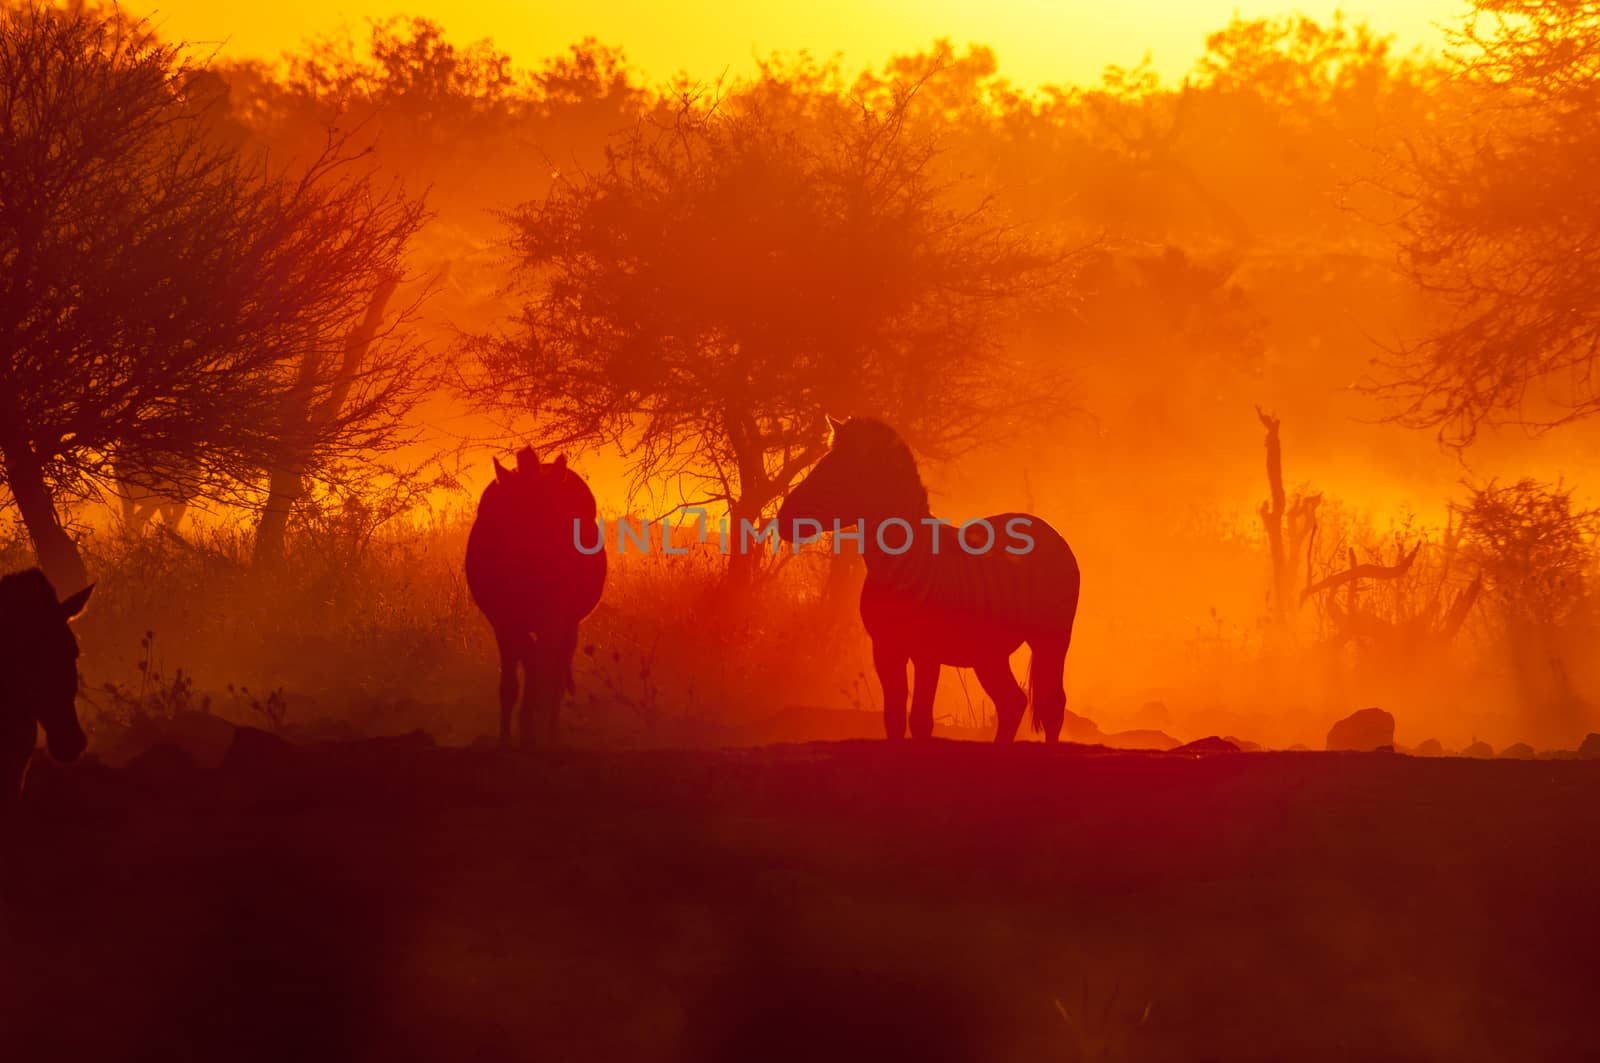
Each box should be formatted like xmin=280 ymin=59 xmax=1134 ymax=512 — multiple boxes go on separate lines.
xmin=252 ymin=466 xmax=304 ymax=567
xmin=252 ymin=277 xmax=399 ymax=568
xmin=1257 ymin=408 xmax=1289 ymax=627
xmin=724 ymin=495 xmax=765 ymax=589
xmin=0 ymin=425 xmax=89 ymax=593
xmin=722 ymin=409 xmax=775 ymax=589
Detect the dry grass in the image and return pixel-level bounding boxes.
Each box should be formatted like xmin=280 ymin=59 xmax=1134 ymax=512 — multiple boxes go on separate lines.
xmin=7 ymin=479 xmax=1600 ymax=752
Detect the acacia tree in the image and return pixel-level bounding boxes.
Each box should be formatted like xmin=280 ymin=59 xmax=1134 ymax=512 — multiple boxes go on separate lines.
xmin=1456 ymin=477 xmax=1599 ymax=741
xmin=1383 ymin=0 xmax=1600 ymax=445
xmin=471 ymin=75 xmax=1063 ymax=582
xmin=0 ymin=4 xmax=428 ymax=588
xmin=223 ymin=18 xmax=647 ymax=340
xmin=240 ymin=130 xmax=436 ymax=566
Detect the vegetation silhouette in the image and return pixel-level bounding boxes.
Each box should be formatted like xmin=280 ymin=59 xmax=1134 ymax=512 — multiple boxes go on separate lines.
xmin=780 ymin=417 xmax=1080 ymax=742
xmin=466 ymin=74 xmax=1066 ymax=585
xmin=0 ymin=569 xmax=92 ymax=812
xmin=6 ymin=2 xmax=1597 ymax=746
xmin=465 ymin=448 xmax=605 ymax=747
xmin=5 ymin=3 xmax=1600 ymax=1058
xmin=0 ymin=3 xmax=429 ymax=592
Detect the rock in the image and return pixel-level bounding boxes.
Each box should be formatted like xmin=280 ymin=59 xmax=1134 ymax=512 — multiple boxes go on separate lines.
xmin=1061 ymin=711 xmax=1102 ymax=743
xmin=1287 ymin=743 xmax=1309 ymax=752
xmin=333 ymin=729 xmax=435 ymax=754
xmin=96 ymin=711 xmax=237 ymax=770
xmin=1411 ymin=738 xmax=1445 ymax=758
xmin=1462 ymin=740 xmax=1494 ymax=759
xmin=1223 ymin=735 xmax=1263 ymax=753
xmin=1325 ymin=707 xmax=1395 ymax=752
xmin=1131 ymin=700 xmax=1171 ymax=729
xmin=125 ymin=741 xmax=207 ymax=791
xmin=152 ymin=711 xmax=237 ymax=769
xmin=281 ymin=718 xmax=360 ymax=743
xmin=1102 ymin=729 xmax=1180 ymax=751
xmin=222 ymin=725 xmax=295 ymax=774
xmin=1579 ymin=733 xmax=1600 ymax=760
xmin=1171 ymin=736 xmax=1240 ymax=754
xmin=1498 ymin=742 xmax=1536 ymax=760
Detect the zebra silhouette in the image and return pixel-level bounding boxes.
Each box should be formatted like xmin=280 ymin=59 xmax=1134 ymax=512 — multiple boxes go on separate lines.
xmin=778 ymin=417 xmax=1081 ymax=742
xmin=465 ymin=448 xmax=605 ymax=747
xmin=2 ymin=569 xmax=92 ymax=812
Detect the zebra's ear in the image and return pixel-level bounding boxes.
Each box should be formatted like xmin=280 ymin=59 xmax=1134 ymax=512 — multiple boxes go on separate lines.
xmin=59 ymin=583 xmax=93 ymax=622
xmin=493 ymin=457 xmax=516 ymax=487
xmin=825 ymin=413 xmax=846 ymax=437
xmin=550 ymin=454 xmax=568 ymax=473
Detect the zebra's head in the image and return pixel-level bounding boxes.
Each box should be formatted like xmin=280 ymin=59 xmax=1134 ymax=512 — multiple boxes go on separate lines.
xmin=1 ymin=569 xmax=92 ymax=765
xmin=778 ymin=416 xmax=930 ymax=541
xmin=484 ymin=447 xmax=597 ymax=526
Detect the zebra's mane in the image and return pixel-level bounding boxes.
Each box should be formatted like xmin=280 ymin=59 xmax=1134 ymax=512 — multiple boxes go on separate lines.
xmin=834 ymin=418 xmax=930 ymax=518
xmin=0 ymin=568 xmax=55 ymax=616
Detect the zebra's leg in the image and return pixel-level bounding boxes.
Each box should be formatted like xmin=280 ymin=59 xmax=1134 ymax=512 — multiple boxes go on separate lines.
xmin=872 ymin=640 xmax=909 ymax=741
xmin=1027 ymin=631 xmax=1072 ymax=743
xmin=908 ymin=657 xmax=940 ymax=740
xmin=974 ymin=654 xmax=1028 ymax=743
xmin=518 ymin=634 xmax=546 ymax=750
xmin=493 ymin=628 xmax=522 ymax=746
xmin=541 ymin=624 xmax=580 ymax=748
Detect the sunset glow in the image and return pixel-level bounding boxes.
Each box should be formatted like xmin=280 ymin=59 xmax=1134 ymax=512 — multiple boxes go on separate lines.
xmin=140 ymin=0 xmax=1458 ymax=87
xmin=5 ymin=0 xmax=1600 ymax=1058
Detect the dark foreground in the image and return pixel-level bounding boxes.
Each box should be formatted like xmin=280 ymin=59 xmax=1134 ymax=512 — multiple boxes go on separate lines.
xmin=3 ymin=737 xmax=1598 ymax=1062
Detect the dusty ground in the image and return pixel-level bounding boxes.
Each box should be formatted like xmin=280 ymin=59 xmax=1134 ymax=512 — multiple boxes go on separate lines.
xmin=3 ymin=737 xmax=1597 ymax=1062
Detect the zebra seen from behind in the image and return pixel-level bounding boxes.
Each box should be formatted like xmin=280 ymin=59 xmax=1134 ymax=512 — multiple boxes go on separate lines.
xmin=464 ymin=447 xmax=606 ymax=748
xmin=777 ymin=417 xmax=1081 ymax=743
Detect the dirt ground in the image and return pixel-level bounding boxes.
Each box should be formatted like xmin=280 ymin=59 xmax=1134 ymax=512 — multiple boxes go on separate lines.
xmin=3 ymin=737 xmax=1597 ymax=1062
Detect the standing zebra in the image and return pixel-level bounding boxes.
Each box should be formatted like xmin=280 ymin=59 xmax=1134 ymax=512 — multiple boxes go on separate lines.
xmin=777 ymin=417 xmax=1081 ymax=743
xmin=2 ymin=569 xmax=92 ymax=814
xmin=465 ymin=447 xmax=606 ymax=748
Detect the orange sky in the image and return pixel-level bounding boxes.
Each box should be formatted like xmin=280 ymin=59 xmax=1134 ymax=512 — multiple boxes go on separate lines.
xmin=135 ymin=0 xmax=1463 ymax=88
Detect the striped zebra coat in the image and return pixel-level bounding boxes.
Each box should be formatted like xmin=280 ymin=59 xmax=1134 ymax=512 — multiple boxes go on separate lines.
xmin=778 ymin=417 xmax=1081 ymax=743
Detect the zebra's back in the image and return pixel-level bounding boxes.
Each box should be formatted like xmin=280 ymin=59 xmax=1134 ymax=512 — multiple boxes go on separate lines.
xmin=860 ymin=512 xmax=1078 ymax=664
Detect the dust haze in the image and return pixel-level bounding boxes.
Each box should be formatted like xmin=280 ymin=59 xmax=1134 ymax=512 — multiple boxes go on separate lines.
xmin=3 ymin=6 xmax=1589 ymax=753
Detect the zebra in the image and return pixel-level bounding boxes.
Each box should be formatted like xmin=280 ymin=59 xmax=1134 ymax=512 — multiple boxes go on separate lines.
xmin=777 ymin=417 xmax=1081 ymax=743
xmin=464 ymin=447 xmax=606 ymax=748
xmin=2 ymin=569 xmax=93 ymax=815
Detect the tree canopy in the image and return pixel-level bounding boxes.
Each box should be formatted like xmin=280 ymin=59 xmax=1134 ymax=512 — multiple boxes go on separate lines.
xmin=1384 ymin=0 xmax=1600 ymax=445
xmin=470 ymin=76 xmax=1066 ymax=577
xmin=0 ymin=3 xmax=426 ymax=588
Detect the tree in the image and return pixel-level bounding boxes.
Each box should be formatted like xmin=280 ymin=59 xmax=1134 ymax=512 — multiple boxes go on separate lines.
xmin=0 ymin=3 xmax=427 ymax=588
xmin=1255 ymin=408 xmax=1321 ymax=631
xmin=1455 ymin=477 xmax=1599 ymax=741
xmin=250 ymin=263 xmax=408 ymax=566
xmin=470 ymin=74 xmax=1064 ymax=582
xmin=1383 ymin=0 xmax=1600 ymax=445
xmin=227 ymin=19 xmax=647 ymax=339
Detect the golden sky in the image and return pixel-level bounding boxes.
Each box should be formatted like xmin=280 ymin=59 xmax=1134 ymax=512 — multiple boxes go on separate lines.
xmin=137 ymin=0 xmax=1464 ymax=88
